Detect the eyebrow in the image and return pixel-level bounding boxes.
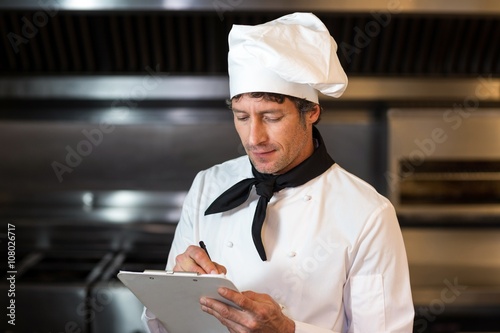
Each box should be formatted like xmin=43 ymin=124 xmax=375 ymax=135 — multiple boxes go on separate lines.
xmin=232 ymin=108 xmax=284 ymax=115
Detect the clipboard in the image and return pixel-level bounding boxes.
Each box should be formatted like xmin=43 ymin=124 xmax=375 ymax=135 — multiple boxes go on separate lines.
xmin=117 ymin=270 xmax=241 ymax=333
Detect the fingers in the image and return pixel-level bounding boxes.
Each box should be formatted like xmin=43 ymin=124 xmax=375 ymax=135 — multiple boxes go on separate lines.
xmin=214 ymin=262 xmax=228 ymax=275
xmin=173 ymin=245 xmax=226 ymax=274
xmin=200 ymin=294 xmax=250 ymax=332
xmin=221 ymin=288 xmax=254 ymax=311
xmin=201 ymin=289 xmax=294 ymax=332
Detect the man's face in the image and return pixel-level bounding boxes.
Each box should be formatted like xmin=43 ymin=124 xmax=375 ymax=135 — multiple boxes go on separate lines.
xmin=232 ymin=94 xmax=320 ymax=174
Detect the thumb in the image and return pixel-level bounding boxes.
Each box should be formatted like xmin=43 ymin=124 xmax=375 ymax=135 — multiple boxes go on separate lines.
xmin=213 ymin=262 xmax=227 ymax=275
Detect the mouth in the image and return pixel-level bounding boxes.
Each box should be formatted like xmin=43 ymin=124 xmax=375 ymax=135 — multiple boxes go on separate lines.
xmin=245 ymin=144 xmax=278 ymax=160
xmin=251 ymin=150 xmax=275 ymax=158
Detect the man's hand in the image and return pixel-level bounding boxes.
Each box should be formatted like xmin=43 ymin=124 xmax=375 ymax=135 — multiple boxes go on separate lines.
xmin=200 ymin=288 xmax=295 ymax=333
xmin=173 ymin=245 xmax=227 ymax=275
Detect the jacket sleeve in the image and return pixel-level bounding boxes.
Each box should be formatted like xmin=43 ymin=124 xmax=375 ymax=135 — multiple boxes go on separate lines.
xmin=141 ymin=308 xmax=168 ymax=333
xmin=294 ymin=321 xmax=341 ymax=333
xmin=140 ymin=171 xmax=205 ymax=333
xmin=343 ymin=201 xmax=414 ymax=333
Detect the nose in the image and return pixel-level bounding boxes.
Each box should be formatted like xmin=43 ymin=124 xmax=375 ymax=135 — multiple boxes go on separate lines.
xmin=248 ymin=118 xmax=268 ymax=147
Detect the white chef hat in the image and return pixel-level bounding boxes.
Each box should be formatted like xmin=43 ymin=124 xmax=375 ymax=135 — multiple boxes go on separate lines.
xmin=228 ymin=12 xmax=348 ymax=104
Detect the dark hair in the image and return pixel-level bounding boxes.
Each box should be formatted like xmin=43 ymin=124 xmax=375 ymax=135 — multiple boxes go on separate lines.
xmin=226 ymin=92 xmax=322 ymax=125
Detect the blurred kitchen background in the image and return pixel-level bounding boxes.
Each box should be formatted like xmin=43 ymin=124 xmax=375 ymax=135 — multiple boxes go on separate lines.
xmin=0 ymin=0 xmax=499 ymax=332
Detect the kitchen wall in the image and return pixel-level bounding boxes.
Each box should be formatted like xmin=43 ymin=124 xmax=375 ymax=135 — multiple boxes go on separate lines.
xmin=1 ymin=1 xmax=500 ymax=332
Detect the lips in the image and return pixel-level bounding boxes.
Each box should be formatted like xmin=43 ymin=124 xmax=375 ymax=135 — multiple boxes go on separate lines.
xmin=251 ymin=150 xmax=275 ymax=157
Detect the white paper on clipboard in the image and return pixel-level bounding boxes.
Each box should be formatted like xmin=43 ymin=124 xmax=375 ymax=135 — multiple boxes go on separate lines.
xmin=117 ymin=270 xmax=241 ymax=333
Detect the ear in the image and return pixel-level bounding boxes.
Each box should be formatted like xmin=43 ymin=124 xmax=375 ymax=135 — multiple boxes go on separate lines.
xmin=307 ymin=104 xmax=321 ymax=124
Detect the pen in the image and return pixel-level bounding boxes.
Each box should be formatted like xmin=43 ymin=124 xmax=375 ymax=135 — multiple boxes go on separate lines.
xmin=199 ymin=241 xmax=211 ymax=260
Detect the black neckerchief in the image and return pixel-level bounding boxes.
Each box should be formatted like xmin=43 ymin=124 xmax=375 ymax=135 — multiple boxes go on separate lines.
xmin=204 ymin=126 xmax=335 ymax=261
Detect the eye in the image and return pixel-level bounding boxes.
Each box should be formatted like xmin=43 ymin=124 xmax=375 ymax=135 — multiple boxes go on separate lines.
xmin=236 ymin=116 xmax=249 ymax=122
xmin=265 ymin=116 xmax=282 ymax=123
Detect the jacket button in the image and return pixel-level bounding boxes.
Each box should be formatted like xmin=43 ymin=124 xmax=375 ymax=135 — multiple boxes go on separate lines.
xmin=287 ymin=251 xmax=297 ymax=257
xmin=226 ymin=241 xmax=234 ymax=248
xmin=303 ymin=195 xmax=312 ymax=201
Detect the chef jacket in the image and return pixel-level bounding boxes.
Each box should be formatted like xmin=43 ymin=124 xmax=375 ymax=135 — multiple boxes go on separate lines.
xmin=142 ymin=156 xmax=415 ymax=333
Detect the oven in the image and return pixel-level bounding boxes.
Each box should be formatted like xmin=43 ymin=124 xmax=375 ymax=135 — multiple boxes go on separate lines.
xmin=388 ymin=109 xmax=500 ymax=332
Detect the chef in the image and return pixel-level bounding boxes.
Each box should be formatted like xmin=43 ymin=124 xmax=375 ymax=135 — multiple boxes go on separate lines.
xmin=142 ymin=12 xmax=414 ymax=333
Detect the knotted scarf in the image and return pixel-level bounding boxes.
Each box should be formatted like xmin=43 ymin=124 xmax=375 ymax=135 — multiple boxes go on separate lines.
xmin=204 ymin=127 xmax=334 ymax=261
